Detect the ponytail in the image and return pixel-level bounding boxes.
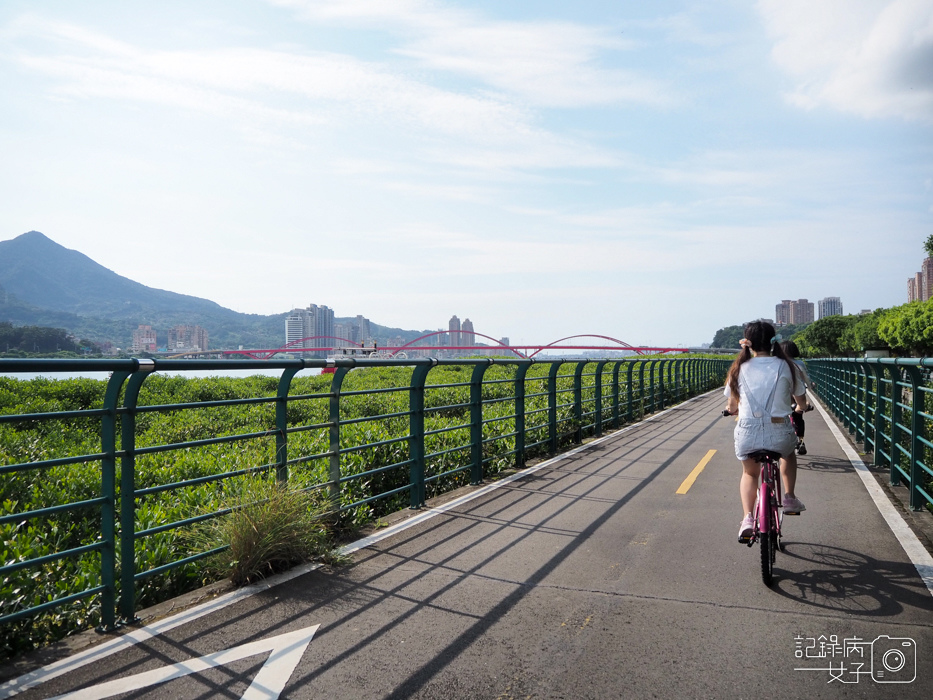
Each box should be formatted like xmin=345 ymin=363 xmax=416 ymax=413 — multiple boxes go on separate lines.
xmin=726 ymin=345 xmax=752 ymax=397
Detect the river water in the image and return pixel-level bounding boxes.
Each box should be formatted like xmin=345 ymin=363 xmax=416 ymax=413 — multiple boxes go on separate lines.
xmin=1 ymin=368 xmax=323 ymax=381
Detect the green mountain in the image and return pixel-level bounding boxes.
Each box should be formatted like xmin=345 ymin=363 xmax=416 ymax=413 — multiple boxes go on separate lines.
xmin=0 ymin=231 xmax=429 ymax=352
xmin=0 ymin=231 xmax=285 ymax=349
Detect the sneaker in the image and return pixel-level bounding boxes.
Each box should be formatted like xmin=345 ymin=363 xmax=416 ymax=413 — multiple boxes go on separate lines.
xmin=783 ymin=495 xmax=806 ymax=514
xmin=797 ymin=441 xmax=807 ymax=456
xmin=738 ymin=514 xmax=755 ymax=543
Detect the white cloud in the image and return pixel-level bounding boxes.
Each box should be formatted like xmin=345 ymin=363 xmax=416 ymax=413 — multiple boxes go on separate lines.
xmin=4 ymin=15 xmax=633 ymax=171
xmin=758 ymin=0 xmax=933 ymax=121
xmin=268 ymin=0 xmax=672 ymax=108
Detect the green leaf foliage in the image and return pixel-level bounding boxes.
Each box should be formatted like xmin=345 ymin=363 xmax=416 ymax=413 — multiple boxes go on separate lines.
xmin=877 ymin=299 xmax=933 ymax=355
xmin=793 ymin=315 xmax=859 ymax=357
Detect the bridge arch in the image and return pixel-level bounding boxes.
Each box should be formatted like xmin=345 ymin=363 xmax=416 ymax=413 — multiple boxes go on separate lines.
xmin=227 ymin=336 xmax=364 ymax=360
xmin=528 ymin=335 xmax=643 ymax=358
xmin=391 ymin=331 xmax=526 ymax=358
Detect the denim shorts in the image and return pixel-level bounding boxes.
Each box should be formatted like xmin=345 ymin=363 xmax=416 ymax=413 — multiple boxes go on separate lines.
xmin=733 ymin=416 xmax=795 ymax=461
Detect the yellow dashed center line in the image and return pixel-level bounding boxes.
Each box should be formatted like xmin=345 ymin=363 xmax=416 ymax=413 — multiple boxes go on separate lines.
xmin=676 ymin=449 xmax=716 ymax=494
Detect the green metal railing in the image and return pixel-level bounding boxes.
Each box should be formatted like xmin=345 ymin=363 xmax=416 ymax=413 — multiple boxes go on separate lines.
xmin=0 ymin=355 xmax=728 ymax=636
xmin=807 ymin=357 xmax=933 ymax=513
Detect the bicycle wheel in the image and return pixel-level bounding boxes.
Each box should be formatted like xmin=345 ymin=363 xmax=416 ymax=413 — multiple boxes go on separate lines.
xmin=760 ymin=531 xmax=774 ymax=586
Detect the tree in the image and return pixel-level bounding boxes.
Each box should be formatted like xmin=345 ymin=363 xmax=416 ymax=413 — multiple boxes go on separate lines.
xmin=842 ymin=308 xmax=891 ymax=352
xmin=793 ymin=315 xmax=858 ymax=357
xmin=712 ymin=325 xmax=744 ymax=348
xmin=878 ymin=299 xmax=933 ymax=355
xmin=925 ymin=233 xmax=933 ymax=260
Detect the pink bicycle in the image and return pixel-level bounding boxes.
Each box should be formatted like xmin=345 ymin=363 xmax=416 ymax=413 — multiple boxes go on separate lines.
xmin=746 ymin=448 xmax=785 ymax=586
xmin=722 ymin=410 xmax=787 ymax=586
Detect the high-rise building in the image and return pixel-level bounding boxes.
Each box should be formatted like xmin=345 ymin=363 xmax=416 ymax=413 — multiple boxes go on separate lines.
xmin=448 ymin=315 xmax=461 ymax=347
xmin=356 ymin=315 xmax=371 ymax=345
xmin=923 ymin=258 xmax=933 ymax=301
xmin=907 ymin=258 xmax=933 ymax=302
xmin=776 ymin=299 xmax=814 ymax=325
xmin=285 ymin=304 xmax=335 ymax=356
xmin=818 ymin=297 xmax=843 ymax=319
xmin=168 ymin=325 xmax=209 ymax=352
xmin=285 ymin=308 xmax=313 ymax=355
xmin=308 ymin=304 xmax=334 ymax=345
xmin=333 ymin=323 xmax=351 ymax=346
xmin=775 ymin=300 xmax=793 ymax=325
xmin=131 ymin=325 xmax=157 ymax=354
xmin=461 ymin=318 xmax=475 ymax=347
xmin=791 ymin=299 xmax=814 ymax=324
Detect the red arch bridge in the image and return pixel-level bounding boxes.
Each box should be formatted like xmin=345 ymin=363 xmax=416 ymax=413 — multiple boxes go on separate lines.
xmin=176 ymin=332 xmax=717 ymax=360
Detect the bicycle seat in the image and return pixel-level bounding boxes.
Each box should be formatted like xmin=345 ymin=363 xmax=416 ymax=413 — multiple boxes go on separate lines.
xmin=748 ymin=450 xmax=782 ymax=463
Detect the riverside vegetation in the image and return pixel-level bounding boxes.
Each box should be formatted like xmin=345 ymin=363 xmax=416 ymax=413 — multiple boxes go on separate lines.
xmin=1 ymin=361 xmax=685 ymax=660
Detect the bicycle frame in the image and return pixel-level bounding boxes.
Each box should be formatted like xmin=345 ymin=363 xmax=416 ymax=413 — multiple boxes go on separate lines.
xmin=755 ymin=453 xmax=783 ymax=538
xmin=750 ymin=450 xmax=784 ymax=586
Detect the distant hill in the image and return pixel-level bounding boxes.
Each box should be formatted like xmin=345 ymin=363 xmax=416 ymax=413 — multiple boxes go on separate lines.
xmin=0 ymin=231 xmax=426 ymax=351
xmin=0 ymin=231 xmax=285 ymax=349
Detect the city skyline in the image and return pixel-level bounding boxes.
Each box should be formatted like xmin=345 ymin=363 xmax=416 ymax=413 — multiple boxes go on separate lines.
xmin=1 ymin=1 xmax=930 ymax=346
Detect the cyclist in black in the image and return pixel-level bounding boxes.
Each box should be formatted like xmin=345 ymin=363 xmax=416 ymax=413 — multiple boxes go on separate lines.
xmin=781 ymin=341 xmax=813 ymax=455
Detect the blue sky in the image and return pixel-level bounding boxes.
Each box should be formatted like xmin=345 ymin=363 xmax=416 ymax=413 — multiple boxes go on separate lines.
xmin=1 ymin=0 xmax=931 ymax=347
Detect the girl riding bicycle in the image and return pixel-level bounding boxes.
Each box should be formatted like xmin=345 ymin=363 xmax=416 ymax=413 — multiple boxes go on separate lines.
xmin=723 ymin=321 xmax=809 ymax=543
xmin=781 ymin=340 xmax=813 ymax=455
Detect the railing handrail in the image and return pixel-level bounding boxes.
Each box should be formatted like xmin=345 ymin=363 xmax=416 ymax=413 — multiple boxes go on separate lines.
xmin=0 ymin=355 xmax=729 ymax=656
xmin=806 ymin=357 xmax=933 ymax=517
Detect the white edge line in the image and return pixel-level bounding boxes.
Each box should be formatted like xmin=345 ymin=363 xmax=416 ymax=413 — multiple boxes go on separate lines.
xmin=811 ymin=397 xmax=933 ymax=597
xmin=0 ymin=389 xmax=718 ymax=698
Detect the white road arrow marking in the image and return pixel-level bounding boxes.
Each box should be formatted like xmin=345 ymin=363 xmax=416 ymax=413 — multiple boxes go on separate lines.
xmin=47 ymin=624 xmax=319 ymax=700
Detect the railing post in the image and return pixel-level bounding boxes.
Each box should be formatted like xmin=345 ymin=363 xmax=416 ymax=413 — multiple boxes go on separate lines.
xmin=870 ymin=362 xmax=886 ymax=467
xmin=274 ymin=367 xmax=302 ymax=484
xmin=513 ymin=361 xmax=531 ymax=468
xmin=97 ymin=369 xmax=131 ymax=632
xmin=548 ymin=361 xmax=563 ymax=453
xmin=844 ymin=360 xmax=858 ymax=433
xmin=890 ymin=362 xmax=903 ymax=486
xmin=328 ymin=366 xmax=352 ymax=505
xmin=409 ymin=360 xmax=435 ymax=508
xmin=637 ymin=360 xmax=647 ymax=419
xmin=470 ymin=360 xmax=493 ymax=484
xmin=904 ymin=364 xmax=925 ymax=511
xmin=612 ymin=361 xmax=622 ymax=429
xmin=657 ymin=360 xmax=666 ymax=411
xmin=573 ymin=362 xmax=585 ymax=443
xmin=118 ymin=360 xmax=156 ymax=624
xmin=594 ymin=360 xmax=608 ymax=437
xmin=861 ymin=361 xmax=874 ymax=450
xmin=854 ymin=361 xmax=866 ymax=445
xmin=648 ymin=359 xmax=659 ymax=413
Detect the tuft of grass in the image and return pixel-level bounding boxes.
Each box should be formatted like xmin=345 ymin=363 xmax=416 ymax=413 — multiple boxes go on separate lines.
xmin=190 ymin=479 xmax=336 ymax=586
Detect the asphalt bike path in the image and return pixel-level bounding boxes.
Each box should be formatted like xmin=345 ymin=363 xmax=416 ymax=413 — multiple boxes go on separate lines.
xmin=3 ymin=391 xmax=932 ymax=699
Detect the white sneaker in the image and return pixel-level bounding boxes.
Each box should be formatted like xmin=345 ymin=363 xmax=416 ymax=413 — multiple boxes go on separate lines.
xmin=783 ymin=495 xmax=806 ymax=514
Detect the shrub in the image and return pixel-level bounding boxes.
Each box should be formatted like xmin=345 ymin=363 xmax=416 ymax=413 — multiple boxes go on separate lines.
xmin=187 ymin=479 xmax=334 ymax=586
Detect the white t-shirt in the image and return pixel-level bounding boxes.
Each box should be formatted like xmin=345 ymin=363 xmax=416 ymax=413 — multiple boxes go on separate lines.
xmin=723 ymin=356 xmax=806 ymax=418
xmin=794 ymin=359 xmax=812 ymax=388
